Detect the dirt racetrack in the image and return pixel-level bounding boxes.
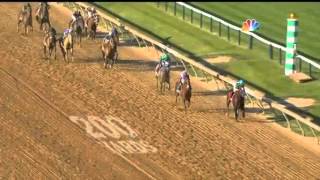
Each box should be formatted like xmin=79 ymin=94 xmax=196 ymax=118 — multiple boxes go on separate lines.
xmin=1 ymin=3 xmax=320 ymax=179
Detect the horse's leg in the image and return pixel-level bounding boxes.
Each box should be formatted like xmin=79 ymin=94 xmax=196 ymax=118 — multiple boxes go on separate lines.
xmin=71 ymin=48 xmax=74 ymax=62
xmin=103 ymin=55 xmax=107 ymax=69
xmin=102 ymin=51 xmax=106 ymax=68
xmin=226 ymin=96 xmax=230 ymax=117
xmin=17 ymin=22 xmax=20 ymax=33
xmin=156 ymin=76 xmax=158 ymax=89
xmin=43 ymin=45 xmax=47 ymax=59
xmin=85 ymin=28 xmax=89 ymax=39
xmin=115 ymin=51 xmax=118 ymax=62
xmin=48 ymin=19 xmax=51 ymax=27
xmin=65 ymin=49 xmax=69 ymax=63
xmin=242 ymin=100 xmax=245 ymax=118
xmin=175 ymin=83 xmax=179 ymax=104
xmin=234 ymin=106 xmax=239 ymax=121
xmin=54 ymin=45 xmax=57 ymax=60
xmin=30 ymin=21 xmax=33 ymax=32
xmin=242 ymin=109 xmax=245 ymax=118
xmin=176 ymin=93 xmax=178 ymax=104
xmin=23 ymin=24 xmax=27 ymax=35
xmin=49 ymin=47 xmax=53 ymax=59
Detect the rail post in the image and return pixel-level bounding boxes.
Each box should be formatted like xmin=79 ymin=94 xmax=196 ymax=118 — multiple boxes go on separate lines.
xmin=309 ymin=63 xmax=312 ymax=77
xmin=182 ymin=6 xmax=185 ymax=20
xmin=165 ymin=2 xmax=168 ymax=12
xmin=249 ymin=35 xmax=253 ymax=49
xmin=299 ymin=58 xmax=302 ymax=72
xmin=238 ymin=30 xmax=241 ymax=45
xmin=269 ymin=44 xmax=273 ymax=59
xmin=200 ymin=14 xmax=203 ymax=28
xmin=190 ymin=9 xmax=193 ymax=24
xmin=279 ymin=48 xmax=282 ymax=64
xmin=227 ymin=26 xmax=230 ymax=41
xmin=218 ymin=22 xmax=221 ymax=37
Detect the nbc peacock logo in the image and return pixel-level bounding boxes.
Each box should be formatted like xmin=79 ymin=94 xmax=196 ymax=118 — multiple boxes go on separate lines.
xmin=242 ymin=19 xmax=260 ymax=32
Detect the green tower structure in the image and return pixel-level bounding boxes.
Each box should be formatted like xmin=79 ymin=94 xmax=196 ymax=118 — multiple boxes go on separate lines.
xmin=285 ymin=13 xmax=298 ymax=76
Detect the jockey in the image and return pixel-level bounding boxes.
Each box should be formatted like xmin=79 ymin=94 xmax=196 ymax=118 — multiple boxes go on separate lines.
xmin=86 ymin=7 xmax=97 ymax=27
xmin=27 ymin=3 xmax=32 ymax=10
xmin=22 ymin=3 xmax=31 ymax=12
xmin=155 ymin=53 xmax=170 ymax=75
xmin=69 ymin=10 xmax=81 ymax=27
xmin=231 ymin=79 xmax=246 ymax=99
xmin=176 ymin=70 xmax=191 ymax=92
xmin=87 ymin=7 xmax=97 ymax=18
xmin=160 ymin=53 xmax=170 ymax=68
xmin=36 ymin=2 xmax=49 ymax=15
xmin=22 ymin=4 xmax=27 ymax=12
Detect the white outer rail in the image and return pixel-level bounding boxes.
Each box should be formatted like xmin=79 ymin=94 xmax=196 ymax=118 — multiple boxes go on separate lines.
xmin=176 ymin=2 xmax=320 ymax=69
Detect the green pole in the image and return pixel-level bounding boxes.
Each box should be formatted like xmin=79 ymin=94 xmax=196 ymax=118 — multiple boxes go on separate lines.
xmin=285 ymin=13 xmax=298 ymax=76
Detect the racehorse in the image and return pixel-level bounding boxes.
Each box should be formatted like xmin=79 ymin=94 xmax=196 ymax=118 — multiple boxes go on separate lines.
xmin=43 ymin=29 xmax=57 ymax=61
xmin=156 ymin=66 xmax=170 ymax=94
xmin=85 ymin=14 xmax=99 ymax=40
xmin=175 ymin=79 xmax=192 ymax=112
xmin=58 ymin=32 xmax=74 ymax=63
xmin=35 ymin=3 xmax=51 ymax=32
xmin=227 ymin=90 xmax=245 ymax=121
xmin=101 ymin=37 xmax=117 ymax=69
xmin=71 ymin=15 xmax=85 ymax=47
xmin=17 ymin=5 xmax=33 ymax=35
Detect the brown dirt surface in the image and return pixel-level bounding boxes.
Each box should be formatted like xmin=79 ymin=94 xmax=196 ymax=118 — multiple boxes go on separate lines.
xmin=1 ymin=2 xmax=320 ymax=179
xmin=206 ymin=56 xmax=232 ymax=63
xmin=286 ymin=97 xmax=316 ymax=108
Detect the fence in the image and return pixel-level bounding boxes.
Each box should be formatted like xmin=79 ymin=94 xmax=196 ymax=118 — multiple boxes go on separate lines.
xmin=55 ymin=2 xmax=320 ymax=143
xmin=156 ymin=2 xmax=320 ymax=80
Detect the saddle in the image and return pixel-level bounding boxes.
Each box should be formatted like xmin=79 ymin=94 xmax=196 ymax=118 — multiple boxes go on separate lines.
xmin=229 ymin=89 xmax=245 ymax=102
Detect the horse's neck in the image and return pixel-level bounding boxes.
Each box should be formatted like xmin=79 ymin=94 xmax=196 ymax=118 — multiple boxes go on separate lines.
xmin=110 ymin=39 xmax=116 ymax=48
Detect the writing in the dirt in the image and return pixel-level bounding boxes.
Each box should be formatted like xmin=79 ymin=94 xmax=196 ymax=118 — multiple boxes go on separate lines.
xmin=69 ymin=115 xmax=158 ymax=154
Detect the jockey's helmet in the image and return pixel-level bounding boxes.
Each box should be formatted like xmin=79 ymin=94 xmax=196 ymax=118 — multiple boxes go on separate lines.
xmin=161 ymin=53 xmax=169 ymax=61
xmin=238 ymin=79 xmax=245 ymax=87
